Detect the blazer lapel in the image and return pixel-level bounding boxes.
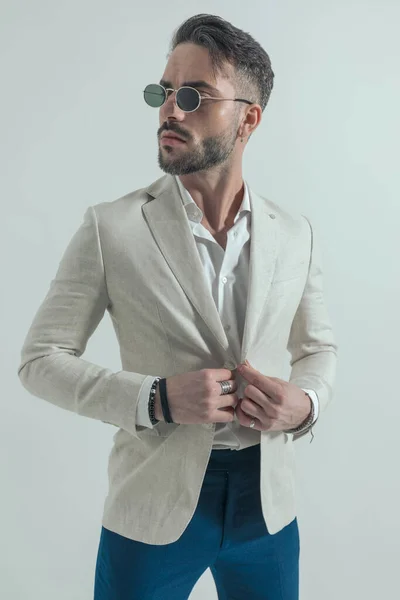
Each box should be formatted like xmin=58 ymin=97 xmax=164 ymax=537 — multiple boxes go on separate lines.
xmin=142 ymin=175 xmax=279 ymax=362
xmin=240 ymin=189 xmax=279 ymax=361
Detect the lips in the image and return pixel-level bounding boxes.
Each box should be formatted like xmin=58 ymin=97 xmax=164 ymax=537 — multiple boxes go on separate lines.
xmin=161 ymin=133 xmax=186 ymax=142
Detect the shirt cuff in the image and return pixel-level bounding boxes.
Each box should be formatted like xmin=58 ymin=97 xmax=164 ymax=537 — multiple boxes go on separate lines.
xmin=302 ymin=388 xmax=319 ymax=426
xmin=290 ymin=388 xmax=319 ymax=435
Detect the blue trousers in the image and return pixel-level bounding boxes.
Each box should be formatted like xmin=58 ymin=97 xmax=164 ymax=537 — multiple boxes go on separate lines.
xmin=94 ymin=443 xmax=300 ymax=599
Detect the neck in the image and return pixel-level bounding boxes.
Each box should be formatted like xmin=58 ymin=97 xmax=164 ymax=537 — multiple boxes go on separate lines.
xmin=178 ymin=170 xmax=245 ymax=233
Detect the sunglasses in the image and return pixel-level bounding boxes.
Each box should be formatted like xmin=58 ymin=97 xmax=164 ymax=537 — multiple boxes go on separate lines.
xmin=143 ymin=83 xmax=253 ymax=113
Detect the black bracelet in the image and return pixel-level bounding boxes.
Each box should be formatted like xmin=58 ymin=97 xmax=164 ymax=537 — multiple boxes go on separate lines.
xmin=159 ymin=377 xmax=174 ymax=423
xmin=148 ymin=377 xmax=161 ymax=426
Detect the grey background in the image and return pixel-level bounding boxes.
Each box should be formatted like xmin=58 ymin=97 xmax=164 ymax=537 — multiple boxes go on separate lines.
xmin=1 ymin=1 xmax=399 ymax=598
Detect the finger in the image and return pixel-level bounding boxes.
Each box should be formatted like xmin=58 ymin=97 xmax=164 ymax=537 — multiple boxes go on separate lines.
xmin=212 ymin=404 xmax=236 ymax=423
xmin=241 ymin=398 xmax=265 ymax=423
xmin=215 ymin=368 xmax=237 ymax=381
xmin=218 ymin=393 xmax=239 ymax=409
xmin=243 ymin=391 xmax=278 ymax=420
xmin=245 ymin=384 xmax=274 ymax=409
xmin=237 ymin=365 xmax=281 ymax=402
xmin=235 ymin=403 xmax=261 ymax=430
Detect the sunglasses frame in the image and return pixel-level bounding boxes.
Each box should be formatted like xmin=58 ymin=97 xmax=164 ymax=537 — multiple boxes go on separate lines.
xmin=143 ymin=83 xmax=253 ymax=113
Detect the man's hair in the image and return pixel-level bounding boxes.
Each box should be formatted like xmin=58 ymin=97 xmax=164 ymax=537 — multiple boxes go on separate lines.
xmin=169 ymin=14 xmax=274 ymax=112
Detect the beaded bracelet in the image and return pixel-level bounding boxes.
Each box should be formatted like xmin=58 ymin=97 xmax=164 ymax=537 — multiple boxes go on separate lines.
xmin=148 ymin=377 xmax=161 ymax=426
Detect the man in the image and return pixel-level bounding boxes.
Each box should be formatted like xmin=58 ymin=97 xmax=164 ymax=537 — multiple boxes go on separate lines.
xmin=18 ymin=13 xmax=337 ymax=600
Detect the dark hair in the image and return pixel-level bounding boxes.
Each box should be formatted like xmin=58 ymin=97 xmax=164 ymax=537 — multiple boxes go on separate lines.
xmin=169 ymin=14 xmax=274 ymax=112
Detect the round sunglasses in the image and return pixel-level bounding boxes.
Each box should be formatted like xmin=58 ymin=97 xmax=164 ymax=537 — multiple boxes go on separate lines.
xmin=143 ymin=83 xmax=253 ymax=113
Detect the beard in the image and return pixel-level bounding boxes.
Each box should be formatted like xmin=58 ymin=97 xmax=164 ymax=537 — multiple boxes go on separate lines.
xmin=157 ymin=124 xmax=238 ymax=176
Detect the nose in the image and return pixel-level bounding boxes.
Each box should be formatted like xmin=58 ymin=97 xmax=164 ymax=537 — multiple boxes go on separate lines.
xmin=161 ymin=90 xmax=186 ymax=121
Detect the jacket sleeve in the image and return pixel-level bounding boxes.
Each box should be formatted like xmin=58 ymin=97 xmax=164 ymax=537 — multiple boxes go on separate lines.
xmin=287 ymin=216 xmax=338 ymax=441
xmin=17 ymin=206 xmax=150 ymax=440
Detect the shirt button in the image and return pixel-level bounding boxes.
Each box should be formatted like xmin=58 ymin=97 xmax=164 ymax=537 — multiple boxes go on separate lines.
xmin=221 ymin=277 xmax=228 ymax=284
xmin=224 ymin=324 xmax=231 ymax=332
xmin=233 ymin=231 xmax=238 ymax=237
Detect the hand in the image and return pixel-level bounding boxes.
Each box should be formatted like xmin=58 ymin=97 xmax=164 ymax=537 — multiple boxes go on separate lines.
xmin=154 ymin=368 xmax=240 ymax=425
xmin=235 ymin=360 xmax=312 ymax=432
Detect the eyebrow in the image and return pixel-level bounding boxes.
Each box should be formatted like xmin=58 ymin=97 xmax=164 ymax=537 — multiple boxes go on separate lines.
xmin=159 ymin=79 xmax=220 ymax=94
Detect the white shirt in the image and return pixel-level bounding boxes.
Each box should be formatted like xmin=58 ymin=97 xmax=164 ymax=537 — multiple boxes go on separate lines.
xmin=135 ymin=176 xmax=319 ymax=449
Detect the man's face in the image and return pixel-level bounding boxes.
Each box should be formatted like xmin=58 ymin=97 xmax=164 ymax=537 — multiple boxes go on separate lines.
xmin=157 ymin=43 xmax=242 ymax=176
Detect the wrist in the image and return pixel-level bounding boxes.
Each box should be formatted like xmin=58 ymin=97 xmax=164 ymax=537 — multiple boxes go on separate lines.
xmin=154 ymin=387 xmax=164 ymax=422
xmin=286 ymin=393 xmax=314 ymax=433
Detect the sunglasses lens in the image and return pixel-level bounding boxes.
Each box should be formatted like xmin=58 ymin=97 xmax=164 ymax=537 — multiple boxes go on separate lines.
xmin=144 ymin=84 xmax=166 ymax=107
xmin=176 ymin=87 xmax=200 ymax=111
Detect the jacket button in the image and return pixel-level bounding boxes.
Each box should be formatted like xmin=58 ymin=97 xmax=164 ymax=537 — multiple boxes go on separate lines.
xmin=224 ymin=360 xmax=236 ymax=370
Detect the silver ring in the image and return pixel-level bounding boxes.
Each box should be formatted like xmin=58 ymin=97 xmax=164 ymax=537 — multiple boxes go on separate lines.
xmin=219 ymin=380 xmax=233 ymax=395
xmin=249 ymin=419 xmax=256 ymax=428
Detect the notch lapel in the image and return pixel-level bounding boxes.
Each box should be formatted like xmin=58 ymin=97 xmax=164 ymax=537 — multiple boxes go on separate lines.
xmin=142 ymin=175 xmax=279 ymax=362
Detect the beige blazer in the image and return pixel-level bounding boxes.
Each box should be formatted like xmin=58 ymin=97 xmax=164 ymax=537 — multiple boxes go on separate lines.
xmin=18 ymin=173 xmax=337 ymax=543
